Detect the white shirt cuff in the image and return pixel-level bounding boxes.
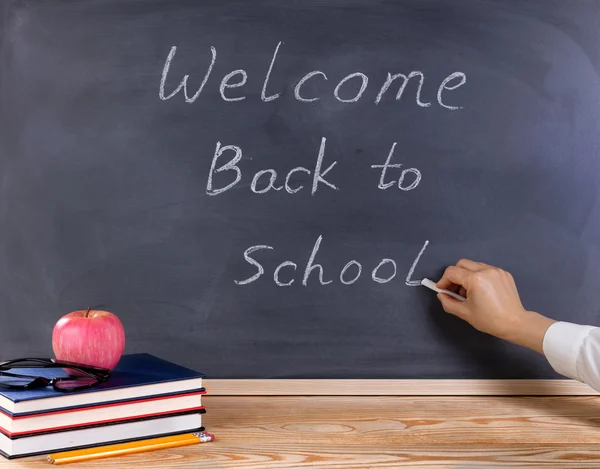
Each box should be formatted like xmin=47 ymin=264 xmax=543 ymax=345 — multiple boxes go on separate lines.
xmin=542 ymin=321 xmax=596 ymax=381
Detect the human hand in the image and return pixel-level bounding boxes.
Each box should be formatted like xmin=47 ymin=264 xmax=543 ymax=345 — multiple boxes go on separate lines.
xmin=436 ymin=259 xmax=555 ymax=352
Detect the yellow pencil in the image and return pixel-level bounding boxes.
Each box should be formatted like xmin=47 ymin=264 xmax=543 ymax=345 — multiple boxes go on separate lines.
xmin=47 ymin=431 xmax=214 ymax=465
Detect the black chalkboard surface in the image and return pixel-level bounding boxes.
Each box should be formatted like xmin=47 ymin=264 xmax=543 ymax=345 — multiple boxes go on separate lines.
xmin=1 ymin=0 xmax=600 ymax=379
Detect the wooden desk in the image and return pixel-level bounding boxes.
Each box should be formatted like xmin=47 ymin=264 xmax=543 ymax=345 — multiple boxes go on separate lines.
xmin=5 ymin=395 xmax=600 ymax=468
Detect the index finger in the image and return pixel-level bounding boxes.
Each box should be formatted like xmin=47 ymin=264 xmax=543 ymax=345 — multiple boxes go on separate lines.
xmin=437 ymin=265 xmax=473 ymax=290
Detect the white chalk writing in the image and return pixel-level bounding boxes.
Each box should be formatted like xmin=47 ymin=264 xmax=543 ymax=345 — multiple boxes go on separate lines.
xmin=205 ymin=137 xmax=338 ymax=196
xmin=294 ymin=71 xmax=328 ymax=102
xmin=372 ymin=259 xmax=397 ymax=283
xmin=158 ymin=40 xmax=466 ymax=293
xmin=159 ymin=45 xmax=216 ymax=103
xmin=334 ymin=72 xmax=369 ymax=103
xmin=234 ymin=245 xmax=274 ymax=285
xmin=274 ymin=261 xmax=297 ymax=286
xmin=234 ymin=236 xmax=431 ymax=288
xmin=405 ymin=240 xmax=430 ymax=286
xmin=206 ymin=142 xmax=242 ymax=196
xmin=371 ymin=143 xmax=422 ymax=191
xmin=262 ymin=41 xmax=283 ymax=102
xmin=159 ymin=42 xmax=466 ymax=109
xmin=437 ymin=72 xmax=466 ymax=110
xmin=375 ymin=71 xmax=430 ymax=106
xmin=340 ymin=261 xmax=362 ymax=285
xmin=219 ymin=69 xmax=247 ymax=102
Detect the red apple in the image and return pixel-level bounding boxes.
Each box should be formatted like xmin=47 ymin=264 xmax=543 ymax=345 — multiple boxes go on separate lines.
xmin=52 ymin=307 xmax=125 ymax=375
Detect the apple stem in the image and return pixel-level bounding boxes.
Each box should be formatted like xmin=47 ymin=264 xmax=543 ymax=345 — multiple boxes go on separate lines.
xmin=85 ymin=307 xmax=91 ymax=318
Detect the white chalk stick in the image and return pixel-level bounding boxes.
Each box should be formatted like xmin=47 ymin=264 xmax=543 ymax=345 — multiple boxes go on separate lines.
xmin=420 ymin=278 xmax=466 ymax=302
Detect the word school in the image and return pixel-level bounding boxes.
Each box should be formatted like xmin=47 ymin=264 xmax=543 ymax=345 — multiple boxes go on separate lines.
xmin=235 ymin=236 xmax=430 ymax=287
xmin=159 ymin=42 xmax=466 ymax=109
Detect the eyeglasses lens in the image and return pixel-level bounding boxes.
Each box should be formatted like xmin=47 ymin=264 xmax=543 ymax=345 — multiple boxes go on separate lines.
xmin=54 ymin=376 xmax=100 ymax=390
xmin=0 ymin=374 xmax=36 ymax=387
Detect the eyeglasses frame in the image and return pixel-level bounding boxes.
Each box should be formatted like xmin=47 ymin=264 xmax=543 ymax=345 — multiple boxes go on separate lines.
xmin=0 ymin=357 xmax=111 ymax=392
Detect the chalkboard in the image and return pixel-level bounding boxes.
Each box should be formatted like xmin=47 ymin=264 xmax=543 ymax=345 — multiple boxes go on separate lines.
xmin=1 ymin=0 xmax=600 ymax=379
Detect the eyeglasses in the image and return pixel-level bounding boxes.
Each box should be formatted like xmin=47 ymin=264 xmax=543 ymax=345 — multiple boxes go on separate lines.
xmin=0 ymin=358 xmax=111 ymax=392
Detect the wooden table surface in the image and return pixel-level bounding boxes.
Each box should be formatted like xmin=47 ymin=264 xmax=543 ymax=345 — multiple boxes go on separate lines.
xmin=5 ymin=395 xmax=600 ymax=468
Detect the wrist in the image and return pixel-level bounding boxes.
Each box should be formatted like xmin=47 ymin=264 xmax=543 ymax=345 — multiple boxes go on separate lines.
xmin=505 ymin=310 xmax=556 ymax=353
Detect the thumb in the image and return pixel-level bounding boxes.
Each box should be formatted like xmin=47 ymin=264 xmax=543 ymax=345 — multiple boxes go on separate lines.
xmin=437 ymin=292 xmax=468 ymax=319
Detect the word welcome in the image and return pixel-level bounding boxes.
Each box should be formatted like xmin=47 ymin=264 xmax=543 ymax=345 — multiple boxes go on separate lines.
xmin=235 ymin=236 xmax=430 ymax=287
xmin=159 ymin=42 xmax=466 ymax=109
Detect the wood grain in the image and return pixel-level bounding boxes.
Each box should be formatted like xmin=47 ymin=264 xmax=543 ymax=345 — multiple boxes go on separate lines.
xmin=6 ymin=396 xmax=600 ymax=468
xmin=205 ymin=379 xmax=599 ymax=395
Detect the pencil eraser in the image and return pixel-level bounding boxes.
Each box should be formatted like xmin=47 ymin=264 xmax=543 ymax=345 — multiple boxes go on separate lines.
xmin=197 ymin=431 xmax=215 ymax=442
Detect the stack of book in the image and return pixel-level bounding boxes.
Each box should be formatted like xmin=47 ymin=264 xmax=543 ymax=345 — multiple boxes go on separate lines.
xmin=0 ymin=353 xmax=206 ymax=458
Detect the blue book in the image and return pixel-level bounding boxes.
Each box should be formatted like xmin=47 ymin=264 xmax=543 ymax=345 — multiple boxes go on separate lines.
xmin=0 ymin=353 xmax=205 ymax=416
